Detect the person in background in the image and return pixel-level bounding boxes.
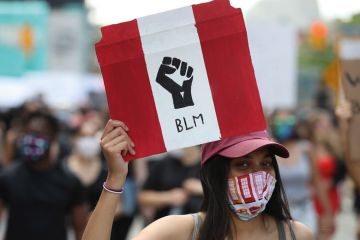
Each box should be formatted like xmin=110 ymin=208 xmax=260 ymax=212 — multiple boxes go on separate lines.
xmin=66 ymin=113 xmax=138 ymax=240
xmin=336 ymin=101 xmax=360 ymax=240
xmin=2 ymin=98 xmax=49 ymax=167
xmin=138 ymin=146 xmax=203 ymax=222
xmin=0 ymin=118 xmax=5 ymax=169
xmin=270 ymin=109 xmax=334 ymax=236
xmin=309 ymin=110 xmax=343 ymax=240
xmin=67 ymin=115 xmax=107 ymax=211
xmin=0 ymin=111 xmax=87 ymax=240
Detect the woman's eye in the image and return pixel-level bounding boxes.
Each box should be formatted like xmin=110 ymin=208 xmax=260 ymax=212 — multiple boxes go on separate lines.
xmin=262 ymin=161 xmax=273 ymax=168
xmin=235 ymin=162 xmax=248 ymax=168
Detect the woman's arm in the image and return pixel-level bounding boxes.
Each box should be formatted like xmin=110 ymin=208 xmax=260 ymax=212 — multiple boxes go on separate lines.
xmin=308 ymin=146 xmax=334 ymax=233
xmin=82 ymin=120 xmax=135 ymax=240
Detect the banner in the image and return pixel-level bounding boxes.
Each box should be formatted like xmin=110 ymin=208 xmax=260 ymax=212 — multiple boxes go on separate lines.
xmin=96 ymin=0 xmax=266 ymax=160
xmin=340 ymin=37 xmax=360 ymax=160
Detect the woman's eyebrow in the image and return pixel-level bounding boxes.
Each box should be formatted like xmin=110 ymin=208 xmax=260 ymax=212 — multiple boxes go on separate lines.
xmin=262 ymin=153 xmax=273 ymax=159
xmin=240 ymin=155 xmax=252 ymax=160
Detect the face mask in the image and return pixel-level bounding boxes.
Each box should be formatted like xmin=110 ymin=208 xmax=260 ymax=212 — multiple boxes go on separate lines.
xmin=227 ymin=171 xmax=276 ymax=221
xmin=273 ymin=116 xmax=296 ymax=142
xmin=19 ymin=133 xmax=50 ymax=163
xmin=75 ymin=136 xmax=100 ymax=159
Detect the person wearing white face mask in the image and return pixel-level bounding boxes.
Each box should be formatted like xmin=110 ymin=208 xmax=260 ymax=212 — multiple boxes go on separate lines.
xmin=75 ymin=136 xmax=102 ymax=160
xmin=67 ymin=119 xmax=107 ymax=211
xmin=68 ymin=118 xmax=139 ymax=240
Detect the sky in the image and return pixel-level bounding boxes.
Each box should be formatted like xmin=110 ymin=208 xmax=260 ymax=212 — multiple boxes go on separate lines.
xmin=86 ymin=0 xmax=360 ymax=26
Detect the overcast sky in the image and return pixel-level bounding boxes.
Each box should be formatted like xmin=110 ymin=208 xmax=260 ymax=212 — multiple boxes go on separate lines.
xmin=86 ymin=0 xmax=360 ymax=25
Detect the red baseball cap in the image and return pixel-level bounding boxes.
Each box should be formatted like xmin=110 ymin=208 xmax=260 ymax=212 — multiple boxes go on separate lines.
xmin=201 ymin=130 xmax=289 ymax=165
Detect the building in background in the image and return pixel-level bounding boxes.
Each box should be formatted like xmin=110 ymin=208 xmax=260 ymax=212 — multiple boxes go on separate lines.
xmin=0 ymin=2 xmax=49 ymax=76
xmin=246 ymin=0 xmax=320 ymax=30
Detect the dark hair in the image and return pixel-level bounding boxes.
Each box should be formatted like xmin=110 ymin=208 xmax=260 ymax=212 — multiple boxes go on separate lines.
xmin=198 ymin=154 xmax=292 ymax=240
xmin=23 ymin=111 xmax=60 ymax=139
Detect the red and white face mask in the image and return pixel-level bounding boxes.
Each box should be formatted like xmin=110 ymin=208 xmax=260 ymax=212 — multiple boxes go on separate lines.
xmin=227 ymin=171 xmax=276 ymax=221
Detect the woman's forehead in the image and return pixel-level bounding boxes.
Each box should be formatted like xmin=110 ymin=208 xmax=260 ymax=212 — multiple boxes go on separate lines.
xmin=232 ymin=147 xmax=271 ymax=160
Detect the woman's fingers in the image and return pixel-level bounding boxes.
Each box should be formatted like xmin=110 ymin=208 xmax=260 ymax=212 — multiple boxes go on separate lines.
xmin=101 ymin=126 xmax=127 ymax=144
xmin=104 ymin=135 xmax=127 ymax=148
xmin=127 ymin=141 xmax=136 ymax=155
xmin=336 ymin=101 xmax=352 ymax=120
xmin=101 ymin=120 xmax=129 ymax=140
xmin=101 ymin=126 xmax=135 ymax=157
xmin=103 ymin=135 xmax=136 ymax=155
xmin=101 ymin=120 xmax=135 ymax=156
xmin=108 ymin=141 xmax=133 ymax=156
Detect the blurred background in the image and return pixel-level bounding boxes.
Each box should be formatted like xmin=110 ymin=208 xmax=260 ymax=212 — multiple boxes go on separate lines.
xmin=0 ymin=0 xmax=360 ymax=239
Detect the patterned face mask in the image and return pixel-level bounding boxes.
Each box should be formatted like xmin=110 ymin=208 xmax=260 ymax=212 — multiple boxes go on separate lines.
xmin=19 ymin=133 xmax=50 ymax=163
xmin=273 ymin=116 xmax=296 ymax=142
xmin=227 ymin=171 xmax=276 ymax=221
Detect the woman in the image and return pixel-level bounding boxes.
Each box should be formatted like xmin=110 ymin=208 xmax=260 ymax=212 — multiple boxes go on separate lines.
xmin=67 ymin=117 xmax=107 ymax=210
xmin=310 ymin=110 xmax=343 ymax=240
xmin=82 ymin=120 xmax=313 ymax=240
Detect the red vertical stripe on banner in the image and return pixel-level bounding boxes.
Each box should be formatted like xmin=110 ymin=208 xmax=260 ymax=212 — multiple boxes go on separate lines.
xmin=193 ymin=1 xmax=266 ymax=138
xmin=96 ymin=20 xmax=166 ymax=160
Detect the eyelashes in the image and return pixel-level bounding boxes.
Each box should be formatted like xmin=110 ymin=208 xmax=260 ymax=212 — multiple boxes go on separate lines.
xmin=232 ymin=160 xmax=273 ymax=169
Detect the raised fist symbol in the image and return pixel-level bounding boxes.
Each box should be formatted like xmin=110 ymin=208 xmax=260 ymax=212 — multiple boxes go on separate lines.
xmin=156 ymin=57 xmax=194 ymax=109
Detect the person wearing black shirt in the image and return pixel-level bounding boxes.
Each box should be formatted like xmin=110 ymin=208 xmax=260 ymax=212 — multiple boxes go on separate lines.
xmin=138 ymin=146 xmax=202 ymax=221
xmin=0 ymin=111 xmax=87 ymax=240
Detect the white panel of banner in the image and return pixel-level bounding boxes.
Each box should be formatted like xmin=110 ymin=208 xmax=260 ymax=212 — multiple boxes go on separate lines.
xmin=138 ymin=6 xmax=221 ymax=151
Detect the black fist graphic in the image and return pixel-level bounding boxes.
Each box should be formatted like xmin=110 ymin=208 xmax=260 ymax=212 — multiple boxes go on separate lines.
xmin=156 ymin=57 xmax=194 ymax=109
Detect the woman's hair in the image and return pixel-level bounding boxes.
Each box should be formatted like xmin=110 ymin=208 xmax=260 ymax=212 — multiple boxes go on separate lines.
xmin=198 ymin=154 xmax=292 ymax=240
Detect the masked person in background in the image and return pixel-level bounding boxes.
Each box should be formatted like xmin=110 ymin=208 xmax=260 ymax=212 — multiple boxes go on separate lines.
xmin=82 ymin=120 xmax=312 ymax=240
xmin=67 ymin=117 xmax=107 ymax=211
xmin=67 ymin=115 xmax=139 ymax=240
xmin=270 ymin=110 xmax=334 ymax=237
xmin=0 ymin=111 xmax=87 ymax=240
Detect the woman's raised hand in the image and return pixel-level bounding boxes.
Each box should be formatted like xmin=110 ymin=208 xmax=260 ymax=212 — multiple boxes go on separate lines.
xmin=336 ymin=100 xmax=352 ymax=121
xmin=100 ymin=120 xmax=135 ymax=188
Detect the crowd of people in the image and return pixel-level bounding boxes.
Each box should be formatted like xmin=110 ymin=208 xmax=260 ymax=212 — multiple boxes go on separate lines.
xmin=0 ymin=95 xmax=358 ymax=240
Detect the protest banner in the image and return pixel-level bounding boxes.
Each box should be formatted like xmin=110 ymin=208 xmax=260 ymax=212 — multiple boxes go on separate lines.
xmin=339 ymin=37 xmax=360 ymax=160
xmin=95 ymin=0 xmax=266 ymax=160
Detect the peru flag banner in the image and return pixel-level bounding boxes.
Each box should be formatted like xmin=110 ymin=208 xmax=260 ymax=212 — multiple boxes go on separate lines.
xmin=95 ymin=0 xmax=266 ymax=160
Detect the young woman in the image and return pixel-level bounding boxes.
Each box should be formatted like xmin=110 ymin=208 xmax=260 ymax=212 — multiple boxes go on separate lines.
xmin=82 ymin=120 xmax=313 ymax=240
